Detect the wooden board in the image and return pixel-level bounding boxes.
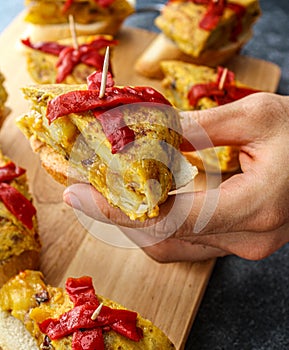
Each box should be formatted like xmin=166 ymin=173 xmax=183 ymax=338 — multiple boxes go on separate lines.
xmin=0 ymin=12 xmax=281 ymax=349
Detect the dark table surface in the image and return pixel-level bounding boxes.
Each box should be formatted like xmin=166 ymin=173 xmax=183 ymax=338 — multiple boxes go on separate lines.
xmin=1 ymin=1 xmax=289 ymax=349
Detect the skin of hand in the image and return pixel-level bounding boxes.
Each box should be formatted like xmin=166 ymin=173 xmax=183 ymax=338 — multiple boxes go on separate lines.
xmin=63 ymin=92 xmax=289 ymax=263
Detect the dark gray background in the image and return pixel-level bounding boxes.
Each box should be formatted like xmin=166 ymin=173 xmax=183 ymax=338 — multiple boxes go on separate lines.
xmin=1 ymin=1 xmax=288 ymax=349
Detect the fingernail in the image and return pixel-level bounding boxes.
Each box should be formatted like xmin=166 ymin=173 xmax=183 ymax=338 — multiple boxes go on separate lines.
xmin=63 ymin=190 xmax=82 ymax=211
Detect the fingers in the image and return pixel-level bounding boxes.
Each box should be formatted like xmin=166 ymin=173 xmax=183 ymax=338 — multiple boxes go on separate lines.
xmin=180 ymin=92 xmax=275 ymax=152
xmin=63 ymin=182 xmax=197 ymax=234
xmin=63 ymin=178 xmax=289 ymax=262
xmin=63 ymin=185 xmax=229 ymax=261
xmin=63 ymin=171 xmax=262 ymax=239
xmin=184 ymin=221 xmax=289 ymax=261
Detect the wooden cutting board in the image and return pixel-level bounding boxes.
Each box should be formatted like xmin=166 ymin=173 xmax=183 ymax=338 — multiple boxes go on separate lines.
xmin=0 ymin=12 xmax=281 ymax=349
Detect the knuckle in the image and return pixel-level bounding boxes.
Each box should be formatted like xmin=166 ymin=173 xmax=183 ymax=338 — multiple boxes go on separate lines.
xmin=255 ymin=207 xmax=287 ymax=232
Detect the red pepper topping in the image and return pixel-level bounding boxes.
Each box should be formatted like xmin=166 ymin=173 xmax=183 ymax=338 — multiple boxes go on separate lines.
xmin=62 ymin=0 xmax=115 ymax=13
xmin=0 ymin=183 xmax=36 ymax=230
xmin=0 ymin=161 xmax=36 ymax=229
xmin=46 ymin=71 xmax=171 ymax=153
xmin=168 ymin=0 xmax=246 ymax=38
xmin=66 ymin=276 xmax=99 ymax=306
xmin=0 ymin=161 xmax=26 ymax=182
xmin=188 ymin=66 xmax=260 ymax=107
xmin=96 ymin=109 xmax=136 ymax=154
xmin=21 ymin=37 xmax=117 ymax=83
xmin=21 ymin=38 xmax=67 ymax=56
xmin=198 ymin=0 xmax=227 ymax=30
xmin=38 ymin=276 xmax=143 ymax=349
xmin=73 ymin=329 xmax=104 ymax=350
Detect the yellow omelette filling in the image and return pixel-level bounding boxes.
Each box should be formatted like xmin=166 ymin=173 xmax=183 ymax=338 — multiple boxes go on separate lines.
xmin=0 ymin=270 xmax=175 ymax=349
xmin=24 ymin=0 xmax=134 ymax=25
xmin=0 ymin=72 xmax=8 ymax=124
xmin=0 ymin=72 xmax=8 ymax=108
xmin=17 ymin=84 xmax=184 ymax=220
xmin=161 ymin=61 xmax=219 ymax=110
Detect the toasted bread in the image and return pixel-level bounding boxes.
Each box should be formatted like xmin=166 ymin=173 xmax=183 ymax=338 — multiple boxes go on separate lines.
xmin=0 ymin=270 xmax=175 ymax=349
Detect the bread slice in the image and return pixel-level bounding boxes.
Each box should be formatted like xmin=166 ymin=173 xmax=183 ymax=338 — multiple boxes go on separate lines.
xmin=0 ymin=310 xmax=38 ymax=350
xmin=17 ymin=80 xmax=197 ymax=221
xmin=0 ymin=270 xmax=175 ymax=349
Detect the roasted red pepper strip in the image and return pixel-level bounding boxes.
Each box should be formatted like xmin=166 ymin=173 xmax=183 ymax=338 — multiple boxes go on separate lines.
xmin=0 ymin=183 xmax=36 ymax=230
xmin=72 ymin=329 xmax=104 ymax=350
xmin=66 ymin=276 xmax=100 ymax=307
xmin=0 ymin=161 xmax=26 ymax=182
xmin=47 ymin=87 xmax=169 ymax=119
xmin=188 ymin=83 xmax=224 ymax=106
xmin=196 ymin=0 xmax=246 ymax=35
xmin=21 ymin=37 xmax=117 ymax=83
xmin=21 ymin=38 xmax=67 ymax=55
xmin=199 ymin=0 xmax=226 ymax=30
xmin=46 ymin=71 xmax=171 ymax=153
xmin=96 ymin=109 xmax=136 ymax=153
xmin=38 ymin=276 xmax=143 ymax=349
xmin=188 ymin=66 xmax=260 ymax=107
xmin=62 ymin=0 xmax=73 ymax=13
xmin=87 ymin=70 xmax=115 ymax=90
xmin=47 ymin=84 xmax=171 ymax=122
xmin=55 ymin=40 xmax=116 ymax=83
xmin=39 ymin=304 xmax=140 ymax=339
xmin=110 ymin=319 xmax=144 ymax=342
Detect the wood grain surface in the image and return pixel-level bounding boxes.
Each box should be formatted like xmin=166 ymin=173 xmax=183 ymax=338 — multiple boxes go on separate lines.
xmin=0 ymin=12 xmax=280 ymax=349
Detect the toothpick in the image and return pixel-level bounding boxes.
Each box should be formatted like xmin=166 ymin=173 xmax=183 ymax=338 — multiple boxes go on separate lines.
xmin=99 ymin=46 xmax=110 ymax=99
xmin=91 ymin=303 xmax=103 ymax=320
xmin=218 ymin=67 xmax=228 ymax=90
xmin=69 ymin=14 xmax=79 ymax=50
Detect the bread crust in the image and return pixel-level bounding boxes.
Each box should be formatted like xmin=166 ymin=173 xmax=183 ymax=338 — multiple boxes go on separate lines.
xmin=30 ymin=136 xmax=86 ymax=187
xmin=0 ymin=250 xmax=40 ymax=288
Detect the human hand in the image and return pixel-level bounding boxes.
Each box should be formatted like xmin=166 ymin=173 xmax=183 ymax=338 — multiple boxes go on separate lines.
xmin=63 ymin=92 xmax=289 ymax=262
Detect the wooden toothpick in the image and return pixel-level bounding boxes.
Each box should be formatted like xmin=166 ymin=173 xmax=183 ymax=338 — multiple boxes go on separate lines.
xmin=69 ymin=14 xmax=79 ymax=50
xmin=91 ymin=303 xmax=103 ymax=320
xmin=218 ymin=67 xmax=228 ymax=90
xmin=99 ymin=46 xmax=110 ymax=99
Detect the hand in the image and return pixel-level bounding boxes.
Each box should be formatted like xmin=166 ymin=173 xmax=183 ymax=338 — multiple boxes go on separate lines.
xmin=63 ymin=92 xmax=289 ymax=262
